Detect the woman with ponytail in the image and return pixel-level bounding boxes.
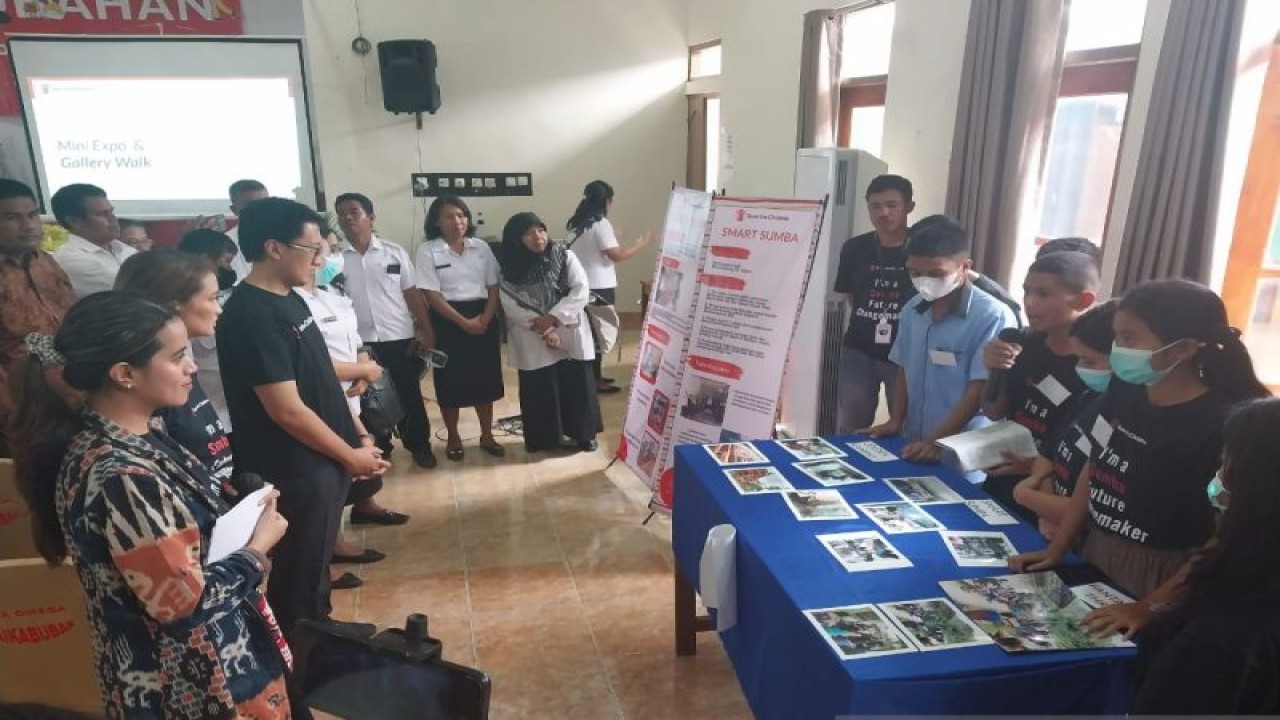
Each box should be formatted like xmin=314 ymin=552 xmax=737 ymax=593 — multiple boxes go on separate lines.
xmin=566 ymin=180 xmax=653 ymax=393
xmin=8 ymin=292 xmax=292 ymax=719
xmin=1012 ymin=280 xmax=1269 ymax=636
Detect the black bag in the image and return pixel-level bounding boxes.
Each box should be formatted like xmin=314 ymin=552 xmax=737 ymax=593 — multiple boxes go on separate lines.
xmin=360 ymin=368 xmax=404 ymax=438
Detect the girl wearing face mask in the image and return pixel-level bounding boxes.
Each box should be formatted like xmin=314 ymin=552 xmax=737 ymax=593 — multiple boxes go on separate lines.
xmin=1011 ymin=300 xmax=1117 ymax=540
xmin=1129 ymin=397 xmax=1280 ymax=714
xmin=1012 ymin=280 xmax=1268 ymax=631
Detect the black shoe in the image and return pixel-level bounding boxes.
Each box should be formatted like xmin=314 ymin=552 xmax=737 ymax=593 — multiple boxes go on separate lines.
xmin=413 ymin=450 xmax=438 ymax=469
xmin=331 ymin=572 xmax=362 ymax=590
xmin=577 ymin=439 xmax=599 ymax=452
xmin=596 ymin=384 xmax=622 ymax=394
xmin=602 ymin=376 xmax=618 ymax=384
xmin=350 ymin=508 xmax=410 ymax=526
xmin=323 ymin=618 xmax=377 ymax=638
xmin=331 ymin=548 xmax=387 ymax=564
xmin=376 ymin=439 xmax=394 ymax=458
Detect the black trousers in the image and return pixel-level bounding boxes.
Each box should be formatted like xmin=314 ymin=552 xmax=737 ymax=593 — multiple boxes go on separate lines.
xmin=587 ymin=287 xmax=616 ymax=382
xmin=519 ymin=359 xmax=603 ymax=450
xmin=369 ymin=338 xmax=431 ymax=453
xmin=268 ymin=461 xmax=347 ymax=637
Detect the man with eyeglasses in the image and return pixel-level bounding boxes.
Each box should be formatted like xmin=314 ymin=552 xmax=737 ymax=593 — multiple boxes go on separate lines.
xmin=336 ymin=191 xmax=438 ymax=469
xmin=216 ymin=197 xmax=389 ymax=645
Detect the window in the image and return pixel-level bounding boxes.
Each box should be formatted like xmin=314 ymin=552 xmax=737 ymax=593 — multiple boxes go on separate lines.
xmin=1021 ymin=0 xmax=1145 ymax=269
xmin=837 ymin=2 xmax=895 ymax=155
xmin=689 ymin=41 xmax=722 ymax=80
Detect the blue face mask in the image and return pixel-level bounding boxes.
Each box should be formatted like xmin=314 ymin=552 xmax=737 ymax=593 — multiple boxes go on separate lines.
xmin=1207 ymin=472 xmax=1229 ymax=512
xmin=316 ymin=254 xmax=343 ymax=287
xmin=1075 ymin=366 xmax=1112 ymax=393
xmin=1109 ymin=342 xmax=1182 ymax=386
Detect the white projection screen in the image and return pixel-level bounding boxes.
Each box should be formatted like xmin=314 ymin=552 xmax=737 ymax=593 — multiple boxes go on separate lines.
xmin=9 ymin=36 xmax=321 ymax=217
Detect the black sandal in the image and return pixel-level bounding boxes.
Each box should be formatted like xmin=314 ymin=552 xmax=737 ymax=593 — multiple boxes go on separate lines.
xmin=446 ymin=445 xmax=465 ymax=461
xmin=479 ymin=439 xmax=506 ymax=457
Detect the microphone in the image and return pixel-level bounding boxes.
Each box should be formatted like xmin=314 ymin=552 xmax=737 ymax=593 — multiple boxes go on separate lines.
xmin=983 ymin=327 xmax=1027 ymax=406
xmin=229 ymin=472 xmax=265 ymax=498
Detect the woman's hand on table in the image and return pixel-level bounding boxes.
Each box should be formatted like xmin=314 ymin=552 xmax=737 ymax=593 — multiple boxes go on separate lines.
xmin=1008 ymin=546 xmax=1065 ymax=573
xmin=1081 ymin=601 xmax=1151 ymax=641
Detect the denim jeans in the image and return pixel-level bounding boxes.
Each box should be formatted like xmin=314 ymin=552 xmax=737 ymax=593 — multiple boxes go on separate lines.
xmin=836 ymin=345 xmax=900 ymax=433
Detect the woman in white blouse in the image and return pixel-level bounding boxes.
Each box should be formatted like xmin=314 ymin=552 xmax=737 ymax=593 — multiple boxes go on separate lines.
xmin=498 ymin=212 xmax=602 ymax=453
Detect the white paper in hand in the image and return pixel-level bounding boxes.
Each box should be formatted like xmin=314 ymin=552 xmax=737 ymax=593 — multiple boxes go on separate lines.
xmin=207 ymin=484 xmax=274 ymax=563
xmin=936 ymin=420 xmax=1038 ymax=473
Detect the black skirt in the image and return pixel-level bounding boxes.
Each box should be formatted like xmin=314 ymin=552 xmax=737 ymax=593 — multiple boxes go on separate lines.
xmin=518 ymin=359 xmax=603 ymax=450
xmin=430 ymin=299 xmax=504 ymax=409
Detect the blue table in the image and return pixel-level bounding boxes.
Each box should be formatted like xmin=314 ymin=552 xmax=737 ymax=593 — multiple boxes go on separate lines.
xmin=671 ymin=435 xmax=1135 ymax=719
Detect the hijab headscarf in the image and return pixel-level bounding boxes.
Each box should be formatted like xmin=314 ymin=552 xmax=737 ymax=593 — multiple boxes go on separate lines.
xmin=498 ymin=212 xmax=570 ymax=313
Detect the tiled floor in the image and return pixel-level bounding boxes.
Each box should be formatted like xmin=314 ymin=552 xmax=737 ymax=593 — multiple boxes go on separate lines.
xmin=331 ymin=331 xmax=753 ymax=719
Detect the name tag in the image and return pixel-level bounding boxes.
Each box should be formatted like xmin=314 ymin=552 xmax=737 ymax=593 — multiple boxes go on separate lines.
xmin=874 ymin=320 xmax=893 ymax=345
xmin=929 ymin=349 xmax=957 ymax=367
xmin=386 ymin=263 xmax=402 ymax=274
xmin=1074 ymin=433 xmax=1092 ymax=456
xmin=1037 ymin=374 xmax=1072 ymax=407
xmin=320 ymin=315 xmax=337 ymax=324
xmin=1091 ymin=416 xmax=1113 ymax=448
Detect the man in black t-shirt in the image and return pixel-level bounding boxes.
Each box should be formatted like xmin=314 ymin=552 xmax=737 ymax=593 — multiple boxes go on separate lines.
xmin=216 ymin=197 xmax=389 ymax=638
xmin=833 ymin=175 xmax=917 ymax=432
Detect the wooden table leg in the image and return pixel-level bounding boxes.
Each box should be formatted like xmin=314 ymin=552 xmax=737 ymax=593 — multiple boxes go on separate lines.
xmin=675 ymin=565 xmax=716 ymax=656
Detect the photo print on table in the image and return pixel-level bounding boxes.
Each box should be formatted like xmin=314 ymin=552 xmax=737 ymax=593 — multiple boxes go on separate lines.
xmin=803 ymin=604 xmax=916 ymax=660
xmin=941 ymin=531 xmax=1017 ymax=567
xmin=848 ymin=440 xmax=898 ymax=462
xmin=724 ymin=466 xmax=794 ymax=495
xmin=776 ymin=436 xmax=846 ymax=461
xmin=680 ymin=374 xmax=730 ymax=428
xmin=877 ymin=598 xmax=995 ymax=652
xmin=793 ymin=458 xmax=874 ymax=487
xmin=703 ymin=441 xmax=767 ymax=466
xmin=964 ymin=499 xmax=1020 ymax=526
xmin=816 ymin=530 xmax=913 ymax=572
xmin=885 ymin=476 xmax=965 ymax=505
xmin=781 ymin=490 xmax=858 ymax=521
xmin=857 ymin=501 xmax=943 ymax=534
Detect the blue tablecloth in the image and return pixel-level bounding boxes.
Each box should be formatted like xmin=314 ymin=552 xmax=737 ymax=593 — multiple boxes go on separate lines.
xmin=671 ymin=435 xmax=1135 ymax=719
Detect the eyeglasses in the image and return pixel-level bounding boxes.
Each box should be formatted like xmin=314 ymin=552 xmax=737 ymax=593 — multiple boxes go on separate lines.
xmin=281 ymin=241 xmax=325 ymax=260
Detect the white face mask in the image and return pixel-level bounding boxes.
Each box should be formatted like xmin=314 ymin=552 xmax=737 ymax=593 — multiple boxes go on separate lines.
xmin=911 ymin=271 xmax=962 ymax=302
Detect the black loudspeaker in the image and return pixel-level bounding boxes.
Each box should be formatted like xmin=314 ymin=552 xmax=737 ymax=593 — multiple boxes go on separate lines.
xmin=377 ymin=39 xmax=441 ymax=114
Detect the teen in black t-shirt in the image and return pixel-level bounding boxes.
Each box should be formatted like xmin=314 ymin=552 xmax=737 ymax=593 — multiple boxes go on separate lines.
xmin=1012 ymin=280 xmax=1268 ymax=617
xmin=832 ymin=175 xmax=916 ymax=432
xmin=215 ymin=198 xmax=388 ymax=640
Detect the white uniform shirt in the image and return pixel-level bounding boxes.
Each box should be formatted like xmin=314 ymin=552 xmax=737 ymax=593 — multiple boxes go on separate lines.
xmin=415 ymin=237 xmax=499 ymax=302
xmin=570 ymin=217 xmax=620 ymax=290
xmin=295 ymin=285 xmax=363 ymax=416
xmin=501 ymin=252 xmax=595 ymax=372
xmin=52 ymin=234 xmax=137 ymax=298
xmin=225 ymin=225 xmax=252 ymax=281
xmin=340 ymin=235 xmax=417 ymax=343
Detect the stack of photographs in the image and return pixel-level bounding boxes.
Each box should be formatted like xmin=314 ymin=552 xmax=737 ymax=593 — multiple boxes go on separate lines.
xmin=885 ymin=476 xmax=965 ymax=505
xmin=816 ymin=531 xmax=913 ymax=572
xmin=856 ymin=501 xmax=943 ymax=534
xmin=777 ymin=437 xmax=846 ymax=461
xmin=781 ymin=490 xmax=858 ymax=521
xmin=803 ymin=604 xmax=915 ymax=660
xmin=793 ymin=458 xmax=874 ymax=486
xmin=939 ymin=572 xmax=1135 ymax=653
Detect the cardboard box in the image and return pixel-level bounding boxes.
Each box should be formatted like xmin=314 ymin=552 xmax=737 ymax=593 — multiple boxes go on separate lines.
xmin=0 ymin=558 xmax=102 ymax=714
xmin=0 ymin=459 xmax=39 ymax=560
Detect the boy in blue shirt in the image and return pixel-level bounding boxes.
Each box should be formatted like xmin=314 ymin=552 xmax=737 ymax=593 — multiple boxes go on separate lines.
xmin=861 ymin=216 xmax=1015 ymax=472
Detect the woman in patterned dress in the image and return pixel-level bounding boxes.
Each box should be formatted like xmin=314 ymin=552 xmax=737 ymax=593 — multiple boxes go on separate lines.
xmin=8 ymin=292 xmax=292 ymax=719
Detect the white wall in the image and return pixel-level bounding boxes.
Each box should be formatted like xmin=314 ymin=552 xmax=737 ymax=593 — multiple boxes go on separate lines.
xmin=302 ymin=0 xmax=688 ymax=309
xmin=687 ymin=0 xmax=971 ymax=211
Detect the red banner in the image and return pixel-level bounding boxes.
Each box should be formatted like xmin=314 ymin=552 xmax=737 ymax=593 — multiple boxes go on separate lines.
xmin=0 ymin=0 xmax=245 ymax=115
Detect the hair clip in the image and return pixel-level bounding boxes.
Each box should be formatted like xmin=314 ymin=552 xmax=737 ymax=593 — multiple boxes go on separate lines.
xmin=25 ymin=333 xmax=67 ymax=368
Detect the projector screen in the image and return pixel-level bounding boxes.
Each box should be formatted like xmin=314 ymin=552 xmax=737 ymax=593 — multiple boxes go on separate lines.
xmin=9 ymin=36 xmax=321 ymax=217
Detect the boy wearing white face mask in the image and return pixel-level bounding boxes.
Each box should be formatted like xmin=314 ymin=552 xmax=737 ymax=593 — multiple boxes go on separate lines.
xmin=860 ymin=217 xmax=1015 ymax=475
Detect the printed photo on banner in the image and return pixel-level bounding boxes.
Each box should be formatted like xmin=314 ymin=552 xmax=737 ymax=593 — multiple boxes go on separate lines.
xmin=878 ymin=598 xmax=995 ymax=652
xmin=680 ymin=374 xmax=730 ymax=427
xmin=849 ymin=440 xmax=898 ymax=462
xmin=781 ymin=490 xmax=858 ymax=521
xmin=724 ymin=466 xmax=794 ymax=495
xmin=939 ymin=573 xmax=1134 ymax=653
xmin=885 ymin=476 xmax=965 ymax=505
xmin=637 ymin=433 xmax=662 ymax=475
xmin=817 ymin=530 xmax=913 ymax=572
xmin=941 ymin=531 xmax=1017 ymax=567
xmin=794 ymin=458 xmax=874 ymax=486
xmin=857 ymin=501 xmax=943 ymax=534
xmin=704 ymin=441 xmax=766 ymax=466
xmin=638 ymin=342 xmax=663 ymax=385
xmin=646 ymin=391 xmax=671 ymax=435
xmin=776 ymin=437 xmax=846 ymax=461
xmin=653 ymin=263 xmax=684 ymax=310
xmin=803 ymin=604 xmax=916 ymax=660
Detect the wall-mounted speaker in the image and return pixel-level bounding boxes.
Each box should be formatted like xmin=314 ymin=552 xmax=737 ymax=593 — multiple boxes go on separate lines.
xmin=377 ymin=39 xmax=441 ymax=114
